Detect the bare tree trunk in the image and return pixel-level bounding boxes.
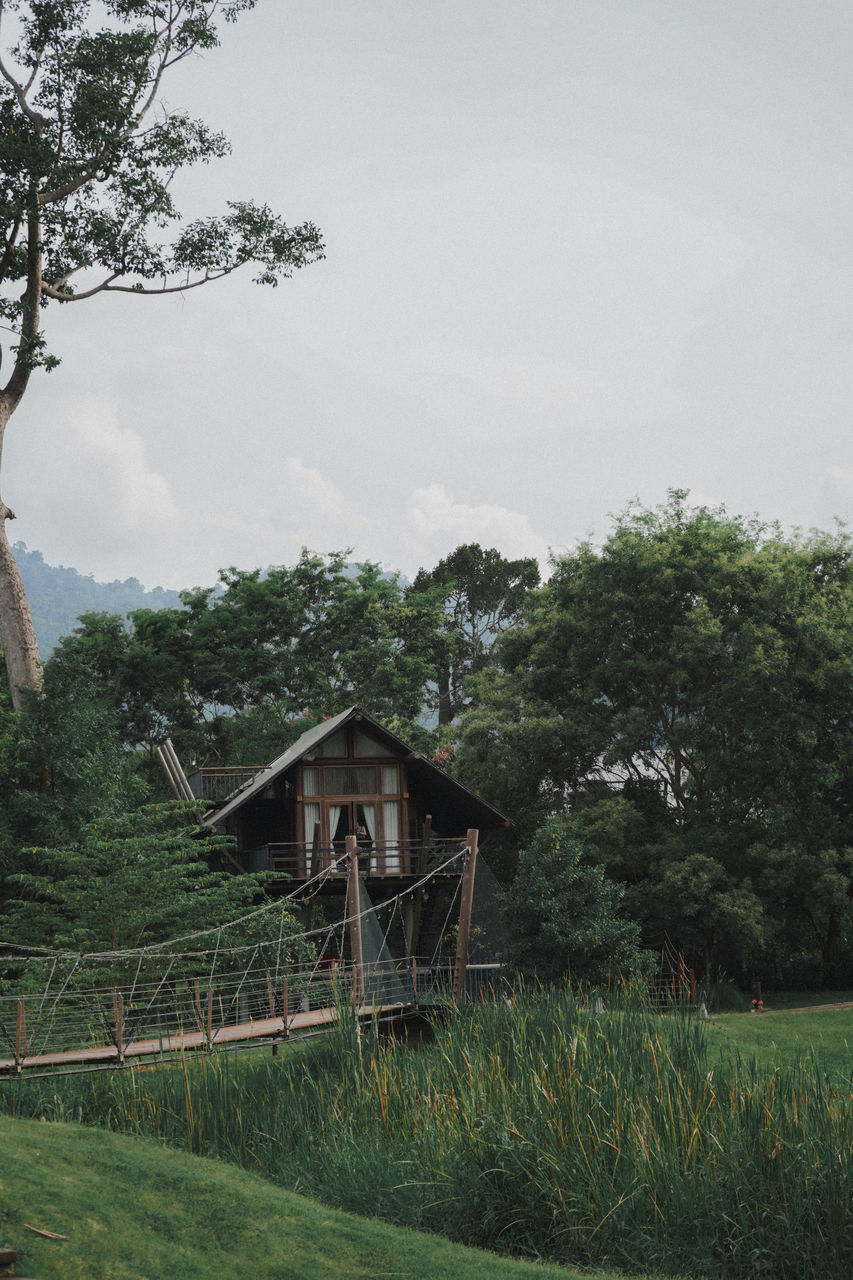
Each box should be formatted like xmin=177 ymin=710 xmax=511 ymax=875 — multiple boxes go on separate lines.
xmin=0 ymin=502 xmax=42 ymax=709
xmin=0 ymin=192 xmax=45 ymax=710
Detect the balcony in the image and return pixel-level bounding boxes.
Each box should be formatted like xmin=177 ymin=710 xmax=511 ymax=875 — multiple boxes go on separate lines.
xmin=243 ymin=840 xmax=468 ymax=880
xmin=187 ymin=766 xmax=271 ymax=805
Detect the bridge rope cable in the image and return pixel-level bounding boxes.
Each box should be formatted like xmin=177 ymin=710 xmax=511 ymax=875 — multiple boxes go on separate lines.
xmin=0 ymin=844 xmax=469 ymax=1067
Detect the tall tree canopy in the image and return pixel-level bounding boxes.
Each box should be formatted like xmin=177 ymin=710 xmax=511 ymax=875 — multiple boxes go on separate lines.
xmin=412 ymin=543 xmax=540 ymax=725
xmin=51 ymin=551 xmax=445 ymax=768
xmin=457 ymin=494 xmax=853 ymax=986
xmin=0 ymin=0 xmax=323 ymax=706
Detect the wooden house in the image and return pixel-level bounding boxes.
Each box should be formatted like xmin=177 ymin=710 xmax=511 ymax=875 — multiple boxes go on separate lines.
xmin=195 ymin=704 xmax=507 ymax=890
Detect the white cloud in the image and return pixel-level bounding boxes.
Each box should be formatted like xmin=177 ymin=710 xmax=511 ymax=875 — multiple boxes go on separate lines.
xmin=11 ymin=399 xmax=185 ymax=584
xmin=72 ymin=409 xmax=182 ymax=535
xmin=401 ymin=483 xmax=552 ymax=576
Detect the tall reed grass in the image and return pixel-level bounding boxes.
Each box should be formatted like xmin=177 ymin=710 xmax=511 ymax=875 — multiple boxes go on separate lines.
xmin=3 ymin=985 xmax=850 ymax=1279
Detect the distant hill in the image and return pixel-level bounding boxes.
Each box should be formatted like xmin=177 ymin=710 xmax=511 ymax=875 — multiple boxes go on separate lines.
xmin=14 ymin=542 xmax=184 ymax=657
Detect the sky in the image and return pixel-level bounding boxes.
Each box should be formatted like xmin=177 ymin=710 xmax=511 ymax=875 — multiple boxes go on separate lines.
xmin=5 ymin=0 xmax=853 ymax=590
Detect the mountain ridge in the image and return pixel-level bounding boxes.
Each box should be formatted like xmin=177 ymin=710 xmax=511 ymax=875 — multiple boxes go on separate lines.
xmin=14 ymin=542 xmax=184 ymax=657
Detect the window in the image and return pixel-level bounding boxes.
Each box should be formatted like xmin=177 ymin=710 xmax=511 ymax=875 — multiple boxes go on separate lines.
xmin=324 ymin=765 xmax=378 ymax=795
xmin=354 ymin=728 xmax=394 ymax=757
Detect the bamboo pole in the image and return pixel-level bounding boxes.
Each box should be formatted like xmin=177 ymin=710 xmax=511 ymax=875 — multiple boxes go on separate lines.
xmin=452 ymin=829 xmax=479 ymax=1008
xmin=346 ymin=834 xmax=363 ymax=1008
xmin=164 ymin=738 xmax=195 ymax=802
xmin=156 ymin=745 xmax=183 ymax=800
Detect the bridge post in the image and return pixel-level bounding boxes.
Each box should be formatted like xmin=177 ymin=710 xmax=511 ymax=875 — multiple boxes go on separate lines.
xmin=452 ymin=829 xmax=479 ymax=1008
xmin=282 ymin=978 xmax=290 ymax=1039
xmin=113 ymin=992 xmax=124 ymax=1066
xmin=14 ymin=998 xmax=25 ymax=1075
xmin=205 ymin=987 xmax=214 ymax=1050
xmin=346 ymin=834 xmax=363 ymax=1008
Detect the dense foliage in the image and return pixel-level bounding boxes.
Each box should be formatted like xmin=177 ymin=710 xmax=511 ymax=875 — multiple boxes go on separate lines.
xmin=456 ymin=493 xmax=853 ymax=986
xmin=503 ymin=816 xmax=649 ymax=983
xmin=3 ymin=506 xmax=853 ymax=990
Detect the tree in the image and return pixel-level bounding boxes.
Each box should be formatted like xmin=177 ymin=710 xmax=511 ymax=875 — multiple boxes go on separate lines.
xmin=1 ymin=800 xmax=315 ymax=1004
xmin=0 ymin=0 xmax=324 ymax=707
xmin=457 ymin=493 xmax=853 ymax=985
xmin=412 ymin=543 xmax=539 ymax=725
xmin=2 ymin=801 xmax=254 ymax=953
xmin=504 ymin=816 xmax=649 ymax=984
xmin=50 ymin=552 xmax=445 ymax=768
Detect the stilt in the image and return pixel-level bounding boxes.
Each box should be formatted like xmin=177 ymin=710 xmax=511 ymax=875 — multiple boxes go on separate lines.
xmin=452 ymin=829 xmax=479 ymax=1008
xmin=346 ymin=834 xmax=363 ymax=1007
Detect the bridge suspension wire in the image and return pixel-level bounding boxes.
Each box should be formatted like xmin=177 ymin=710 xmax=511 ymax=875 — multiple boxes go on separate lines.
xmin=0 ymin=842 xmax=474 ymax=1078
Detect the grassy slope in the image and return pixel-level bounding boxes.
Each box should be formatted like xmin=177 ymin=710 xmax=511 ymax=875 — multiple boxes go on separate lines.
xmin=0 ymin=1116 xmax=635 ymax=1280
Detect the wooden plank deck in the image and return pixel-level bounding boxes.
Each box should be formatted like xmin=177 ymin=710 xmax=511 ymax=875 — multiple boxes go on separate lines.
xmin=0 ymin=1001 xmax=410 ymax=1074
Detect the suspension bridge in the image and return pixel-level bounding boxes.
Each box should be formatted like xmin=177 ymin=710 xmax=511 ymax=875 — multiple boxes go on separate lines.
xmin=0 ymin=831 xmax=498 ymax=1079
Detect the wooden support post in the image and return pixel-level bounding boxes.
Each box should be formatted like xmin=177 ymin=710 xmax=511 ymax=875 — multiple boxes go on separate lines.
xmin=205 ymin=987 xmax=214 ymax=1050
xmin=452 ymin=829 xmax=479 ymax=1008
xmin=15 ymin=998 xmax=25 ymax=1074
xmin=282 ymin=978 xmax=289 ymax=1038
xmin=410 ymin=956 xmax=418 ymax=1008
xmin=406 ymin=814 xmax=432 ymax=959
xmin=346 ymin=834 xmax=363 ymax=1009
xmin=113 ymin=992 xmax=124 ymax=1065
xmin=311 ymin=820 xmax=321 ymax=875
xmin=266 ymin=969 xmax=275 ymax=1018
xmin=419 ymin=815 xmax=432 ymax=875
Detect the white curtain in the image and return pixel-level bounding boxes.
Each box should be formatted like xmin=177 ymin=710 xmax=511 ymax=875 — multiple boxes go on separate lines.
xmin=328 ymin=804 xmax=343 ymax=871
xmin=383 ymin=801 xmax=400 ymax=873
xmin=303 ymin=803 xmax=320 ymax=874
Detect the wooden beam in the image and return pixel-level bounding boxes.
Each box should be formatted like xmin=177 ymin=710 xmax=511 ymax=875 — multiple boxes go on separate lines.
xmin=452 ymin=829 xmax=479 ymax=1008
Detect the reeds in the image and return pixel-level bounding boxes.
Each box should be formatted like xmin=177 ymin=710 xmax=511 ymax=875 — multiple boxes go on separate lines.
xmin=3 ymin=984 xmax=851 ymax=1279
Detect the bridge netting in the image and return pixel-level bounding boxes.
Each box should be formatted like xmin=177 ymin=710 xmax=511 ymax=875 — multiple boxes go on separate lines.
xmin=0 ymin=843 xmax=473 ymax=1077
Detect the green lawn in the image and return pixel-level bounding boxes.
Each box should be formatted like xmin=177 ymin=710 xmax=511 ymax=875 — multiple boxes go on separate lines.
xmin=705 ymin=1004 xmax=853 ymax=1083
xmin=0 ymin=1116 xmax=644 ymax=1280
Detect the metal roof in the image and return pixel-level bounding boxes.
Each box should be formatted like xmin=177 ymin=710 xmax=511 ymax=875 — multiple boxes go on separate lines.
xmin=205 ymin=705 xmax=509 ymax=832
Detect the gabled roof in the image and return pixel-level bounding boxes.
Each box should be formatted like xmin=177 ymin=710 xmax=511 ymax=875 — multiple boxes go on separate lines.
xmin=205 ymin=705 xmax=509 ymax=833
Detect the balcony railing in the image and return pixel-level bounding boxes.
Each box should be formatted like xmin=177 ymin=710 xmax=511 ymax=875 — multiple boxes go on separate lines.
xmin=250 ymin=840 xmax=467 ymax=879
xmin=187 ymin=766 xmax=271 ymax=804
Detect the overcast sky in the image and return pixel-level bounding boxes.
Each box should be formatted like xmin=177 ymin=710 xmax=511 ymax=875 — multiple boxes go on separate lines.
xmin=5 ymin=0 xmax=853 ymax=589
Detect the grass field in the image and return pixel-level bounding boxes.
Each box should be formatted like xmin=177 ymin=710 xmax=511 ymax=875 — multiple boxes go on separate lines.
xmin=2 ymin=988 xmax=851 ymax=1280
xmin=707 ymin=1006 xmax=853 ymax=1082
xmin=1 ymin=1115 xmax=637 ymax=1280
